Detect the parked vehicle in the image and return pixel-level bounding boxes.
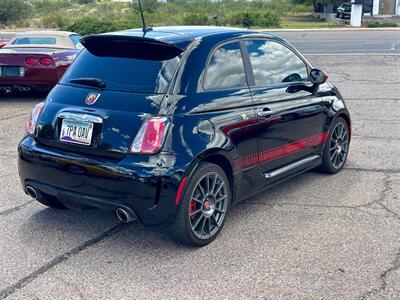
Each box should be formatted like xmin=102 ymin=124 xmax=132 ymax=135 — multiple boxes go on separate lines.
xmin=336 ymin=2 xmax=372 ymax=19
xmin=337 ymin=3 xmax=352 ymax=19
xmin=18 ymin=26 xmax=351 ymax=246
xmin=0 ymin=38 xmax=9 ymax=49
xmin=0 ymin=31 xmax=82 ymax=93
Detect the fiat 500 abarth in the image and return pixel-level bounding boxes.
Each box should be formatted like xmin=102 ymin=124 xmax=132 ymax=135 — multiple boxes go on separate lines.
xmin=18 ymin=26 xmax=351 ymax=246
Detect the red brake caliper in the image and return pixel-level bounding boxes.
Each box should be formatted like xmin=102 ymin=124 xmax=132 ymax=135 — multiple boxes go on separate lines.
xmin=189 ymin=200 xmax=197 ymax=220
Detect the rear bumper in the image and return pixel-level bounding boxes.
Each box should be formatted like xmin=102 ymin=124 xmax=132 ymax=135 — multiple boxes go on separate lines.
xmin=0 ymin=68 xmax=61 ymax=91
xmin=18 ymin=136 xmax=185 ymax=226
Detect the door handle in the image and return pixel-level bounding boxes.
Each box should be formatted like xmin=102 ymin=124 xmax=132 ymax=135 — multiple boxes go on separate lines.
xmin=257 ymin=108 xmax=272 ymax=118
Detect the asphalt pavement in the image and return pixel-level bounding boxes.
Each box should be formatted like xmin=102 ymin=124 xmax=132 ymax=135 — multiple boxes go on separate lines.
xmin=276 ymin=29 xmax=400 ymax=55
xmin=0 ymin=29 xmax=400 ymax=299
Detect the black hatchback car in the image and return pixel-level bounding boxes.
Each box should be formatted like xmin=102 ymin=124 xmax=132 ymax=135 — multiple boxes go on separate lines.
xmin=336 ymin=3 xmax=352 ymax=19
xmin=19 ymin=26 xmax=351 ymax=246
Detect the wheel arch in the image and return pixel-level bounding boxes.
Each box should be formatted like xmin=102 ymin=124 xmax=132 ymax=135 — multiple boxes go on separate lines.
xmin=335 ymin=111 xmax=352 ymax=139
xmin=184 ymin=149 xmax=236 ymax=201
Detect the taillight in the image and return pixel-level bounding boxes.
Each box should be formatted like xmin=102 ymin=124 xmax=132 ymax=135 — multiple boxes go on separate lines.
xmin=39 ymin=57 xmax=53 ymax=66
xmin=26 ymin=102 xmax=45 ymax=135
xmin=25 ymin=57 xmax=37 ymax=65
xmin=130 ymin=117 xmax=170 ymax=154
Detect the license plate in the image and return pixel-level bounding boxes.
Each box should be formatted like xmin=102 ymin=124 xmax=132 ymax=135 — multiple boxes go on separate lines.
xmin=60 ymin=119 xmax=94 ymax=146
xmin=1 ymin=67 xmax=24 ymax=77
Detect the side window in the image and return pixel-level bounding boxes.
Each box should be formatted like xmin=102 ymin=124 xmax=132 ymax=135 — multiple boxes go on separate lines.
xmin=204 ymin=41 xmax=247 ymax=90
xmin=244 ymin=39 xmax=308 ymax=87
xmin=70 ymin=34 xmax=83 ymax=50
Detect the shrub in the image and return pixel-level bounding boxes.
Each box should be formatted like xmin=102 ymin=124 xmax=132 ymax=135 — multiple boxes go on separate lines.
xmin=63 ymin=18 xmax=141 ymax=35
xmin=228 ymin=11 xmax=281 ymax=28
xmin=183 ymin=14 xmax=208 ymax=26
xmin=229 ymin=12 xmax=255 ymax=28
xmin=31 ymin=0 xmax=70 ymax=13
xmin=0 ymin=0 xmax=30 ymax=25
xmin=41 ymin=13 xmax=68 ymax=29
xmin=255 ymin=11 xmax=281 ymax=28
xmin=366 ymin=21 xmax=397 ymax=28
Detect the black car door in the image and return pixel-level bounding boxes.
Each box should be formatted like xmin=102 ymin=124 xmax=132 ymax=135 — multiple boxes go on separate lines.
xmin=242 ymin=39 xmax=327 ymax=182
xmin=194 ymin=41 xmax=260 ymax=199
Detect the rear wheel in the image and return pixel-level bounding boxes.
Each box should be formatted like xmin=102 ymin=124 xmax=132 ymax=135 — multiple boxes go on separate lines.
xmin=319 ymin=117 xmax=350 ymax=174
xmin=169 ymin=162 xmax=231 ymax=247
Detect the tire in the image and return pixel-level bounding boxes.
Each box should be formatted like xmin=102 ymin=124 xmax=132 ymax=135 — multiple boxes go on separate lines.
xmin=318 ymin=117 xmax=350 ymax=174
xmin=36 ymin=193 xmax=67 ymax=210
xmin=336 ymin=13 xmax=340 ymax=18
xmin=169 ymin=162 xmax=231 ymax=247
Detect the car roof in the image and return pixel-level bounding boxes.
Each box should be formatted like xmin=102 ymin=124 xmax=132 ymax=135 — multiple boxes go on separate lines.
xmin=14 ymin=31 xmax=78 ymax=37
xmin=114 ymin=26 xmax=261 ymax=45
xmin=4 ymin=31 xmax=80 ymax=49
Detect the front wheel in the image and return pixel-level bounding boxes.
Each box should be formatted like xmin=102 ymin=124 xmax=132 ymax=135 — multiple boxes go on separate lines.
xmin=169 ymin=162 xmax=231 ymax=247
xmin=318 ymin=117 xmax=350 ymax=174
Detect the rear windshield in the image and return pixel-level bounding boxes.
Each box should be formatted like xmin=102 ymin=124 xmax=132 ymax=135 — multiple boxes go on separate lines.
xmin=61 ymin=50 xmax=181 ymax=94
xmin=12 ymin=37 xmax=56 ymax=45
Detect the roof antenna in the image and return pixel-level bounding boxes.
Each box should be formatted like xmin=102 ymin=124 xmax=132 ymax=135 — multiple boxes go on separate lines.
xmin=136 ymin=0 xmax=152 ymax=36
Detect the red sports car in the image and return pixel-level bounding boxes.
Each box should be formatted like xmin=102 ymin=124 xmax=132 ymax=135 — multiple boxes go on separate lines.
xmin=0 ymin=31 xmax=82 ymax=93
xmin=0 ymin=38 xmax=8 ymax=49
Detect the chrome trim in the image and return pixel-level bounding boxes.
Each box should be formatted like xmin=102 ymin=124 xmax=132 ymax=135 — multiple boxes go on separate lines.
xmin=58 ymin=112 xmax=103 ymax=123
xmin=264 ymin=155 xmax=320 ymax=179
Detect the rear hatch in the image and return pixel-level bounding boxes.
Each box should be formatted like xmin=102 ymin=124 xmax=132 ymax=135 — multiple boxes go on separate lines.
xmin=35 ymin=34 xmax=185 ymax=159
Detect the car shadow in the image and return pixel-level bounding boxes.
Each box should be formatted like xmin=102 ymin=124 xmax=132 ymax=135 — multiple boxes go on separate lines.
xmin=18 ymin=170 xmax=326 ymax=255
xmin=0 ymin=90 xmax=49 ymax=102
xmin=22 ymin=204 xmax=184 ymax=251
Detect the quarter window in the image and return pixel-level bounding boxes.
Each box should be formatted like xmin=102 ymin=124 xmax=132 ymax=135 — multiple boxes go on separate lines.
xmin=204 ymin=42 xmax=247 ymax=90
xmin=244 ymin=40 xmax=308 ymax=87
xmin=70 ymin=34 xmax=83 ymax=49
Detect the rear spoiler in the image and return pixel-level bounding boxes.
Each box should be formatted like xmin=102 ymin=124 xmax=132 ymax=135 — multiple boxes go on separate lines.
xmin=80 ymin=34 xmax=183 ymax=61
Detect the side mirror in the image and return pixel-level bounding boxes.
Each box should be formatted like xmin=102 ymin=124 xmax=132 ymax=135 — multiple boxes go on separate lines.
xmin=310 ymin=68 xmax=328 ymax=85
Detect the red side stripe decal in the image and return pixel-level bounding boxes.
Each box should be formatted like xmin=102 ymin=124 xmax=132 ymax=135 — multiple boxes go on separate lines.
xmin=235 ymin=132 xmax=328 ymax=172
xmin=175 ymin=176 xmax=188 ymax=205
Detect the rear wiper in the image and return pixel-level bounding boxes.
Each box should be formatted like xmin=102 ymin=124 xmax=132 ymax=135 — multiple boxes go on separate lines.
xmin=69 ymin=77 xmax=106 ymax=89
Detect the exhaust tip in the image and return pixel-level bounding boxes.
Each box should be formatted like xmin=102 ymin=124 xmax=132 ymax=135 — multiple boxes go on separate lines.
xmin=25 ymin=186 xmax=38 ymax=199
xmin=115 ymin=208 xmax=135 ymax=223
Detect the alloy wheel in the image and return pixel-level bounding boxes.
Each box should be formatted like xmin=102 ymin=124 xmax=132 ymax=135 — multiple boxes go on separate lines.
xmin=329 ymin=122 xmax=349 ymax=169
xmin=188 ymin=172 xmax=228 ymax=240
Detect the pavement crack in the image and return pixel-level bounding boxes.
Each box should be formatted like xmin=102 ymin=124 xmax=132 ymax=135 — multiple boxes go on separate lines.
xmin=0 ymin=201 xmax=35 ymax=216
xmin=0 ymin=113 xmax=27 ymax=122
xmin=345 ymin=98 xmax=400 ymax=101
xmin=240 ymin=173 xmax=400 ymax=222
xmin=351 ymin=135 xmax=400 ymax=142
xmin=344 ymin=166 xmax=400 ymax=174
xmin=0 ymin=223 xmax=127 ymax=299
xmin=360 ymin=248 xmax=400 ymax=299
xmin=375 ymin=175 xmax=400 ymax=221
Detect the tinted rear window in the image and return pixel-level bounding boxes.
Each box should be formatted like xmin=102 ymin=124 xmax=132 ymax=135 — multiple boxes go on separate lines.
xmin=12 ymin=37 xmax=56 ymax=45
xmin=61 ymin=50 xmax=181 ymax=94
